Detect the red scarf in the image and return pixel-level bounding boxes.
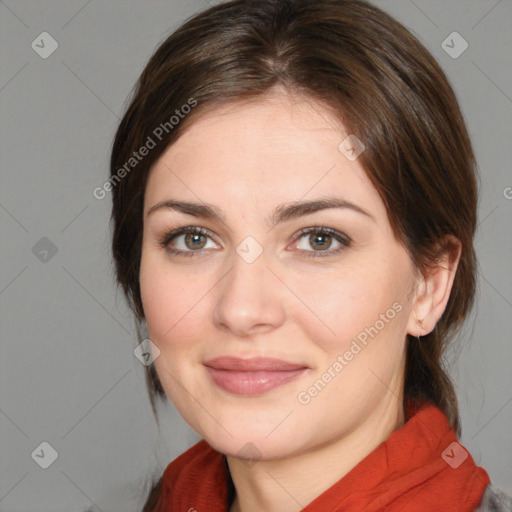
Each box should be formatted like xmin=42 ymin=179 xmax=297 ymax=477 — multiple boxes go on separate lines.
xmin=158 ymin=402 xmax=490 ymax=511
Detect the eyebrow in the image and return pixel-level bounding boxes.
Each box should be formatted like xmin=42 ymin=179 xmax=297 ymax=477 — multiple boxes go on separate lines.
xmin=146 ymin=196 xmax=377 ymax=226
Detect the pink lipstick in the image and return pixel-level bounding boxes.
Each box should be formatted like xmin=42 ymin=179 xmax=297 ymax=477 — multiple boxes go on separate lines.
xmin=203 ymin=356 xmax=308 ymax=396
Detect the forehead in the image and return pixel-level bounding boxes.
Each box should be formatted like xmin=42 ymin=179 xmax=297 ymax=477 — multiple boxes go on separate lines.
xmin=144 ymin=93 xmax=386 ymax=221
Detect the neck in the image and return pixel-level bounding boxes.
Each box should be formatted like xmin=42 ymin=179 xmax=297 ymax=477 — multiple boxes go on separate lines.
xmin=227 ymin=394 xmax=405 ymax=512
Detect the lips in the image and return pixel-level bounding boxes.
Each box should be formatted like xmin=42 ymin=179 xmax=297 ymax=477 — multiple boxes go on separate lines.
xmin=204 ymin=356 xmax=307 ymax=372
xmin=203 ymin=356 xmax=308 ymax=395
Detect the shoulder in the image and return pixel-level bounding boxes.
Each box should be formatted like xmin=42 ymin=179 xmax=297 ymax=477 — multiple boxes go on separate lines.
xmin=161 ymin=438 xmax=228 ymax=497
xmin=475 ymin=484 xmax=512 ymax=512
xmin=162 ymin=438 xmax=221 ymax=485
xmin=159 ymin=439 xmax=229 ymax=510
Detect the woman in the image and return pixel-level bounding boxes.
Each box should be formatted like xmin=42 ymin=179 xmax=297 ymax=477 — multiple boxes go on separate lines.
xmin=108 ymin=0 xmax=512 ymax=510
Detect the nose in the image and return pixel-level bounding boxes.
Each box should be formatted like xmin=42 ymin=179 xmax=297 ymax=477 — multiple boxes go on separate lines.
xmin=212 ymin=250 xmax=287 ymax=338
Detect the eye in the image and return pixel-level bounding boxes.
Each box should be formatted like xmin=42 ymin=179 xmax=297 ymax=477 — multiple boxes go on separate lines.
xmin=158 ymin=225 xmax=351 ymax=259
xmin=159 ymin=226 xmax=218 ymax=257
xmin=292 ymin=226 xmax=351 ymax=258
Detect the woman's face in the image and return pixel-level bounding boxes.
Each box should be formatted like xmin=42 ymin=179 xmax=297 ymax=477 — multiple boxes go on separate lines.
xmin=140 ymin=92 xmax=420 ymax=460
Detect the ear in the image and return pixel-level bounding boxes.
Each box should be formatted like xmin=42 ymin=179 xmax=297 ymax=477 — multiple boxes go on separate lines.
xmin=406 ymin=236 xmax=462 ymax=337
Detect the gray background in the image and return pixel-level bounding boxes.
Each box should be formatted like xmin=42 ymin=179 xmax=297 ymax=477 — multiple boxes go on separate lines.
xmin=0 ymin=0 xmax=511 ymax=511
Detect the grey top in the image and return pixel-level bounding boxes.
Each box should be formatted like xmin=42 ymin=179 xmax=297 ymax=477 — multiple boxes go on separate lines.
xmin=475 ymin=484 xmax=512 ymax=512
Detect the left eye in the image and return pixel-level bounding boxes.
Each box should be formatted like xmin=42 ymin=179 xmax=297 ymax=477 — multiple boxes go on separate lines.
xmin=293 ymin=227 xmax=351 ymax=257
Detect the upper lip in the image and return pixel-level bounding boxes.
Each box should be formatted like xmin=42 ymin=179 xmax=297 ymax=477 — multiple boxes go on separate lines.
xmin=203 ymin=356 xmax=307 ymax=372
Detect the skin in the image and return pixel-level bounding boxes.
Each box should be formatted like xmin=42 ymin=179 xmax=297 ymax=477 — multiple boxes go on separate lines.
xmin=139 ymin=89 xmax=461 ymax=512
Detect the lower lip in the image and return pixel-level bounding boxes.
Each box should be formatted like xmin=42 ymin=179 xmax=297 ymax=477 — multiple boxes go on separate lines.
xmin=205 ymin=367 xmax=307 ymax=396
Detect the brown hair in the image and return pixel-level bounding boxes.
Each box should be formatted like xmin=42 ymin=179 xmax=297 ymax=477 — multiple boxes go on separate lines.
xmin=109 ymin=0 xmax=478 ymax=508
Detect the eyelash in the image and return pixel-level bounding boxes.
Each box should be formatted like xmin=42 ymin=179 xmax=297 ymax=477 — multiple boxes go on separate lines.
xmin=158 ymin=226 xmax=351 ymax=259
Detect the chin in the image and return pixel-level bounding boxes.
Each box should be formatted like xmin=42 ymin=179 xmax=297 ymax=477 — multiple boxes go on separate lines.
xmin=189 ymin=407 xmax=310 ymax=461
xmin=204 ymin=430 xmax=302 ymax=462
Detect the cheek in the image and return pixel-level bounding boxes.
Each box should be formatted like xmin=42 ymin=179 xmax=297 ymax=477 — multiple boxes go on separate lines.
xmin=287 ymin=263 xmax=402 ymax=351
xmin=139 ymin=250 xmax=211 ymax=352
xmin=139 ymin=254 xmax=208 ymax=407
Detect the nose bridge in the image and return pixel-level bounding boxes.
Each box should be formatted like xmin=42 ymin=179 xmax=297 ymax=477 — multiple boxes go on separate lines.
xmin=224 ymin=243 xmax=274 ymax=305
xmin=212 ymin=243 xmax=286 ymax=335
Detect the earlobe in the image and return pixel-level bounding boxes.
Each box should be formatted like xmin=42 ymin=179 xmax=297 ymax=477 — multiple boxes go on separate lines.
xmin=406 ymin=236 xmax=462 ymax=337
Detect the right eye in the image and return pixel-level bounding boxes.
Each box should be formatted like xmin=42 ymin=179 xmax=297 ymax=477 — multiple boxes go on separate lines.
xmin=159 ymin=226 xmax=219 ymax=257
